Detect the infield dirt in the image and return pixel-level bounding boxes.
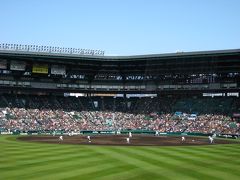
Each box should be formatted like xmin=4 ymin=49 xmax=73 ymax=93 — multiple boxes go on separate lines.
xmin=18 ymin=134 xmax=237 ymax=146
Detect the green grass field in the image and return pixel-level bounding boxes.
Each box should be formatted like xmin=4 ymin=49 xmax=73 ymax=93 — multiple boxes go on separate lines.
xmin=0 ymin=135 xmax=240 ymax=180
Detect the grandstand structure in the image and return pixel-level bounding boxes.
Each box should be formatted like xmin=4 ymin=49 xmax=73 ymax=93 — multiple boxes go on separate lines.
xmin=0 ymin=47 xmax=240 ymax=134
xmin=0 ymin=47 xmax=240 ymax=95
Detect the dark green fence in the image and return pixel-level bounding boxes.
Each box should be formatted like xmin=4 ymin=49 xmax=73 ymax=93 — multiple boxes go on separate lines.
xmin=0 ymin=129 xmax=238 ymax=138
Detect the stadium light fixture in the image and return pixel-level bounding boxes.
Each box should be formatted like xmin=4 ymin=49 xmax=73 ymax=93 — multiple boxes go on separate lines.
xmin=0 ymin=43 xmax=105 ymax=56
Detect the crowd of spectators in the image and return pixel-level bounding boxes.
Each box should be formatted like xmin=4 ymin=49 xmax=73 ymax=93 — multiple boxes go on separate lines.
xmin=0 ymin=108 xmax=239 ymax=134
xmin=0 ymin=94 xmax=240 ymax=135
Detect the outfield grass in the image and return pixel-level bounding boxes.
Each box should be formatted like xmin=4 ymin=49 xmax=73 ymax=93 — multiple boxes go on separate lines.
xmin=0 ymin=135 xmax=240 ymax=180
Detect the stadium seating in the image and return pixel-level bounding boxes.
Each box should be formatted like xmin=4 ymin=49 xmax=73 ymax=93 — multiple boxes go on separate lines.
xmin=0 ymin=94 xmax=239 ymax=134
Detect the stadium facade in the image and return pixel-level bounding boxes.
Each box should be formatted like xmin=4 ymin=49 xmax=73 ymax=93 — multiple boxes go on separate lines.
xmin=0 ymin=48 xmax=240 ymax=96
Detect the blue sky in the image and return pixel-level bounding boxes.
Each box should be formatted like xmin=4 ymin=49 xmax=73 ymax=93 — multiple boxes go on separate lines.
xmin=1 ymin=0 xmax=240 ymax=55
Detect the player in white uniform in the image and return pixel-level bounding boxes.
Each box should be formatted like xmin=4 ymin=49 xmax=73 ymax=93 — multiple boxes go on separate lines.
xmin=59 ymin=135 xmax=63 ymax=141
xmin=155 ymin=131 xmax=159 ymax=136
xmin=208 ymin=136 xmax=214 ymax=143
xmin=87 ymin=135 xmax=91 ymax=143
xmin=212 ymin=133 xmax=217 ymax=138
xmin=181 ymin=136 xmax=185 ymax=142
xmin=129 ymin=132 xmax=132 ymax=138
xmin=126 ymin=137 xmax=130 ymax=144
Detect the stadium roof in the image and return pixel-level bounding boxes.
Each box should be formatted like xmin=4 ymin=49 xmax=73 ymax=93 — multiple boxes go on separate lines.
xmin=0 ymin=48 xmax=240 ymax=61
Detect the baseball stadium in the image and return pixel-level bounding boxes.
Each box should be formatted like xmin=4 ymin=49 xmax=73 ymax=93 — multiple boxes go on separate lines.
xmin=0 ymin=44 xmax=240 ymax=179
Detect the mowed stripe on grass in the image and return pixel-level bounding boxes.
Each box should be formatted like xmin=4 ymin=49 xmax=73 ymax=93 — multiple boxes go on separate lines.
xmin=0 ymin=135 xmax=240 ymax=180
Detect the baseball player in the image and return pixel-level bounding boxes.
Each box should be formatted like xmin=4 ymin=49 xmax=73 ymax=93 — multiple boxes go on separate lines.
xmin=181 ymin=136 xmax=185 ymax=142
xmin=59 ymin=135 xmax=63 ymax=141
xmin=212 ymin=133 xmax=217 ymax=138
xmin=155 ymin=131 xmax=159 ymax=136
xmin=208 ymin=136 xmax=214 ymax=144
xmin=87 ymin=135 xmax=91 ymax=143
xmin=126 ymin=137 xmax=130 ymax=144
xmin=129 ymin=132 xmax=132 ymax=138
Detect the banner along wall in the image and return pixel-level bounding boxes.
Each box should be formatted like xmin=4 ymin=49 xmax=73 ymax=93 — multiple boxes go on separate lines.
xmin=32 ymin=64 xmax=48 ymax=74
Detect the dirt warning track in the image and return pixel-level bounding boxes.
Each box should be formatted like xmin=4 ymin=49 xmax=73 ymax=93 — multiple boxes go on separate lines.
xmin=18 ymin=134 xmax=238 ymax=146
